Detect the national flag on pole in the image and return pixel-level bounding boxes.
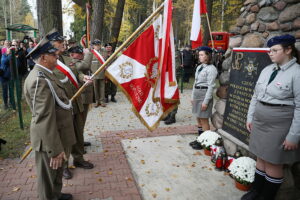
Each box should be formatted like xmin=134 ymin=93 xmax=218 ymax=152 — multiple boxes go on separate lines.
xmin=91 ymin=49 xmax=105 ymax=64
xmin=190 ymin=0 xmax=207 ymax=49
xmin=154 ymin=0 xmax=179 ymax=112
xmin=106 ymin=11 xmax=178 ymax=131
xmin=80 ymin=34 xmax=87 ymax=48
xmin=86 ymin=2 xmax=91 ymax=47
xmin=56 ymin=60 xmax=79 ymax=89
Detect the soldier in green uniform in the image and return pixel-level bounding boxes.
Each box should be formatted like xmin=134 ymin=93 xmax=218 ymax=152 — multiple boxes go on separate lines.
xmin=45 ymin=30 xmax=93 ymax=177
xmin=68 ymin=46 xmax=94 ymax=169
xmin=69 ymin=46 xmax=93 ymax=124
xmin=104 ymin=43 xmax=117 ymax=103
xmin=91 ymin=39 xmax=106 ymax=107
xmin=24 ymin=38 xmax=74 ymax=200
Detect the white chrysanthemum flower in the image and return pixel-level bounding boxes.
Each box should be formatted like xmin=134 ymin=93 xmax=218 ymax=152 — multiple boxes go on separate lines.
xmin=228 ymin=157 xmax=256 ymax=184
xmin=196 ymin=131 xmax=221 ymax=148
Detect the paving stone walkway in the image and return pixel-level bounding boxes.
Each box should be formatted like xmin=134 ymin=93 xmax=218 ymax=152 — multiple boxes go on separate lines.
xmin=0 ymin=90 xmax=245 ymax=200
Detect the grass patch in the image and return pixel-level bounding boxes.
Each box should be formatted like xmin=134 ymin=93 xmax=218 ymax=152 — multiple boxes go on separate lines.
xmin=0 ymin=102 xmax=31 ymax=159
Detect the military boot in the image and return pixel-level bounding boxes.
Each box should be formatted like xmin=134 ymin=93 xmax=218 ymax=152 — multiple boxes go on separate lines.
xmin=165 ymin=115 xmax=176 ymax=125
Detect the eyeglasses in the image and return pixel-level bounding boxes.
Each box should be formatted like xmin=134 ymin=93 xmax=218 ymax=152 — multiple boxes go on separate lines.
xmin=268 ymin=48 xmax=283 ymax=54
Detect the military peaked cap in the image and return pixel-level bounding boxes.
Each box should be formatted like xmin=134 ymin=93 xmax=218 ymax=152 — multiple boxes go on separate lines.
xmin=26 ymin=38 xmax=58 ymax=59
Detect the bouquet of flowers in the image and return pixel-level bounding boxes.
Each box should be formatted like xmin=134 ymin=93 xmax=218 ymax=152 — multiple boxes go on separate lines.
xmin=228 ymin=156 xmax=256 ymax=185
xmin=197 ymin=131 xmax=221 ymax=150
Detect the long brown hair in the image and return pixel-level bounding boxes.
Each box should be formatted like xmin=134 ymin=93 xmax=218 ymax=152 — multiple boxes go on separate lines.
xmin=281 ymin=43 xmax=299 ymax=63
xmin=200 ymin=51 xmax=212 ymax=65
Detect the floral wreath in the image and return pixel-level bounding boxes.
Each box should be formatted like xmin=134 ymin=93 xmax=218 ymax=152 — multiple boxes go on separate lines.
xmin=119 ymin=61 xmax=133 ymax=79
xmin=145 ymin=102 xmax=160 ymax=117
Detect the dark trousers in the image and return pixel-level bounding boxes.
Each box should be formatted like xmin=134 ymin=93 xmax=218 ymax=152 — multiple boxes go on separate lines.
xmin=105 ymin=79 xmax=117 ymax=97
xmin=1 ymin=80 xmax=15 ymax=107
xmin=183 ymin=67 xmax=192 ymax=83
xmin=71 ymin=113 xmax=85 ymax=162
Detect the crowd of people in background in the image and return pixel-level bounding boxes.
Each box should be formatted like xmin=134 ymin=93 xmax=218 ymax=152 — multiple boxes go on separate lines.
xmin=0 ymin=37 xmax=121 ymax=111
xmin=0 ymin=36 xmax=226 ymax=119
xmin=0 ymin=38 xmax=39 ymax=110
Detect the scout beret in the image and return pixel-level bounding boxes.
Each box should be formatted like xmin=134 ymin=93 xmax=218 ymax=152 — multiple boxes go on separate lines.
xmin=26 ymin=37 xmax=58 ymax=59
xmin=267 ymin=34 xmax=296 ymax=48
xmin=46 ymin=29 xmax=66 ymax=41
xmin=68 ymin=46 xmax=83 ymax=54
xmin=197 ymin=46 xmax=212 ymax=53
xmin=92 ymin=39 xmax=101 ymax=45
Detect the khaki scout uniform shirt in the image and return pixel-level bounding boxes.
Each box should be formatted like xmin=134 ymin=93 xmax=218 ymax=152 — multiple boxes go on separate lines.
xmin=24 ymin=64 xmax=76 ymax=157
xmin=247 ymin=58 xmax=300 ymax=144
xmin=71 ymin=52 xmax=94 ymax=104
xmin=192 ymin=64 xmax=218 ymax=105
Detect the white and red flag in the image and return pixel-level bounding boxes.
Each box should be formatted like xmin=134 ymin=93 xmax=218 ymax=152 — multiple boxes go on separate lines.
xmin=56 ymin=60 xmax=79 ymax=89
xmin=80 ymin=34 xmax=87 ymax=48
xmin=106 ymin=3 xmax=179 ymax=131
xmin=153 ymin=0 xmax=179 ymax=112
xmin=91 ymin=49 xmax=105 ymax=64
xmin=190 ymin=0 xmax=207 ymax=49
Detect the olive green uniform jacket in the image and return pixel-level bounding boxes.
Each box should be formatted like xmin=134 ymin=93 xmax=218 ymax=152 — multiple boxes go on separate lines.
xmin=24 ymin=64 xmax=76 ymax=156
xmin=71 ymin=52 xmax=94 ymax=104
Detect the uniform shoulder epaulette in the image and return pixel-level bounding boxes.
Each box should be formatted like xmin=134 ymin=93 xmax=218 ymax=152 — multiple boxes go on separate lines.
xmin=37 ymin=71 xmax=45 ymax=78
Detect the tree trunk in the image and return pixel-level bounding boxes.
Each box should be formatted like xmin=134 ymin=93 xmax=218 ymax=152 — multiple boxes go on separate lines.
xmin=110 ymin=0 xmax=125 ymax=50
xmin=202 ymin=0 xmax=213 ymax=46
xmin=37 ymin=0 xmax=63 ymax=37
xmin=91 ymin=0 xmax=105 ymax=42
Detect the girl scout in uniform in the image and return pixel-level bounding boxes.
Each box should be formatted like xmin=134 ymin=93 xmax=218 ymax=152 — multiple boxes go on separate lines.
xmin=189 ymin=46 xmax=218 ymax=150
xmin=243 ymin=35 xmax=300 ymax=200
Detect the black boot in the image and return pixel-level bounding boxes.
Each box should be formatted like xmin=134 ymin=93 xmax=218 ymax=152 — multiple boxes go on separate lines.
xmin=241 ymin=168 xmax=266 ymax=200
xmin=165 ymin=116 xmax=176 ymax=125
xmin=105 ymin=96 xmax=109 ymax=103
xmin=198 ymin=127 xmax=203 ymax=135
xmin=162 ymin=115 xmax=170 ymax=121
xmin=111 ymin=95 xmax=117 ymax=103
xmin=74 ymin=160 xmax=94 ymax=169
xmin=63 ymin=168 xmax=72 ymax=180
xmin=191 ymin=142 xmax=203 ymax=150
xmin=59 ymin=193 xmax=73 ymax=200
xmin=0 ymin=138 xmax=7 ymax=151
xmin=189 ymin=127 xmax=203 ymax=146
xmin=84 ymin=141 xmax=91 ymax=146
xmin=260 ymin=175 xmax=283 ymax=200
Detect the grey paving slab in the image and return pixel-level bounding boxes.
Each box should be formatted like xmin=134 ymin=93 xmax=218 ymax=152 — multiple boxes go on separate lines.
xmin=83 ymin=90 xmax=195 ymax=154
xmin=122 ymin=134 xmax=245 ymax=200
xmin=85 ymin=90 xmax=195 ymax=132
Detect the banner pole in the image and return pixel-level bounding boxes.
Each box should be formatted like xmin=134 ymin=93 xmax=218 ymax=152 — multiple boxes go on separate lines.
xmin=180 ymin=51 xmax=184 ymax=93
xmin=70 ymin=3 xmax=164 ymax=102
xmin=86 ymin=2 xmax=91 ymax=48
xmin=19 ymin=3 xmax=165 ymax=164
xmin=205 ymin=13 xmax=214 ymax=49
